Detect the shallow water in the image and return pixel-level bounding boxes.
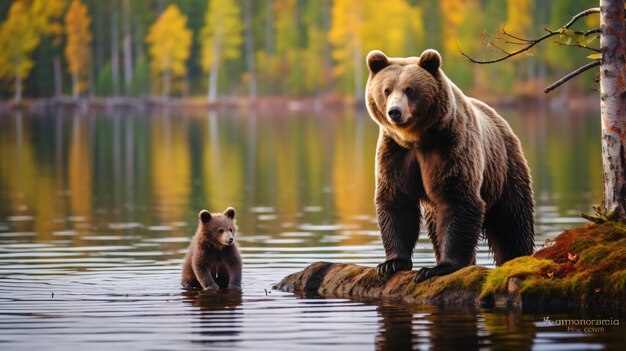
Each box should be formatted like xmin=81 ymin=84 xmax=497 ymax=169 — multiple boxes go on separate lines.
xmin=0 ymin=107 xmax=624 ymax=350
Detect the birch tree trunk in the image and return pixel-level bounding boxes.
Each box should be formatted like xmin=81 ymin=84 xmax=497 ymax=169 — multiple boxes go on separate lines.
xmin=162 ymin=68 xmax=170 ymax=100
xmin=208 ymin=30 xmax=222 ymax=104
xmin=123 ymin=0 xmax=133 ymax=94
xmin=353 ymin=39 xmax=363 ymax=101
xmin=243 ymin=0 xmax=257 ymax=101
xmin=600 ymin=0 xmax=626 ymax=220
xmin=15 ymin=74 xmax=22 ymax=103
xmin=72 ymin=72 xmax=78 ymax=99
xmin=111 ymin=7 xmax=120 ymax=97
xmin=54 ymin=55 xmax=62 ymax=98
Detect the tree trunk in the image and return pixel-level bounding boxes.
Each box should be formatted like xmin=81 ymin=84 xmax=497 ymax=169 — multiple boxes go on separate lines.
xmin=54 ymin=55 xmax=62 ymax=98
xmin=243 ymin=0 xmax=257 ymax=101
xmin=15 ymin=74 xmax=22 ymax=103
xmin=600 ymin=0 xmax=626 ymax=220
xmin=208 ymin=30 xmax=222 ymax=104
xmin=72 ymin=72 xmax=78 ymax=99
xmin=123 ymin=0 xmax=133 ymax=94
xmin=353 ymin=38 xmax=363 ymax=101
xmin=162 ymin=67 xmax=170 ymax=100
xmin=111 ymin=6 xmax=120 ymax=97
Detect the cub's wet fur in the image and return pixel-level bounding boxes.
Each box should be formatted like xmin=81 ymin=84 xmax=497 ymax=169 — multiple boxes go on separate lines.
xmin=181 ymin=207 xmax=242 ymax=291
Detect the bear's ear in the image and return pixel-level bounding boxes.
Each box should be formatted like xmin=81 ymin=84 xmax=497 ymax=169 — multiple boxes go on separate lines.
xmin=366 ymin=50 xmax=389 ymax=74
xmin=418 ymin=49 xmax=442 ymax=74
xmin=224 ymin=207 xmax=235 ymax=220
xmin=199 ymin=210 xmax=212 ymax=223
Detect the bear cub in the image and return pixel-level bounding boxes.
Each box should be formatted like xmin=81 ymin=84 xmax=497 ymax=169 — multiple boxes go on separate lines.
xmin=181 ymin=207 xmax=242 ymax=291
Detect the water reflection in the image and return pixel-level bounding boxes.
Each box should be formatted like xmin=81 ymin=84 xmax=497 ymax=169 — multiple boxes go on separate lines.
xmin=0 ymin=106 xmax=619 ymax=350
xmin=375 ymin=303 xmax=482 ymax=351
xmin=181 ymin=289 xmax=243 ymax=345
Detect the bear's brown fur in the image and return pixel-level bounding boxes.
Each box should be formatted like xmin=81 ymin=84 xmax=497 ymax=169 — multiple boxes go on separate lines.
xmin=181 ymin=207 xmax=242 ymax=290
xmin=365 ymin=49 xmax=534 ymax=282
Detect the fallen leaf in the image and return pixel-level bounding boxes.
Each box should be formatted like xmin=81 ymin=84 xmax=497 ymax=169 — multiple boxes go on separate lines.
xmin=568 ymin=252 xmax=578 ymax=262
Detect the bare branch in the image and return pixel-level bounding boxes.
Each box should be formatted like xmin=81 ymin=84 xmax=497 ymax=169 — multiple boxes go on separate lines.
xmin=561 ymin=7 xmax=601 ymax=30
xmin=544 ymin=60 xmax=601 ymax=93
xmin=460 ymin=7 xmax=600 ymax=64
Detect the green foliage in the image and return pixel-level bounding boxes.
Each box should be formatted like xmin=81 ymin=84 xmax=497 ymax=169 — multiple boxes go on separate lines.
xmin=96 ymin=62 xmax=113 ymax=96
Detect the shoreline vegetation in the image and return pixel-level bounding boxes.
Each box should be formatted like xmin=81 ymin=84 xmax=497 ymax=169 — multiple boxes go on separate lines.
xmin=0 ymin=93 xmax=601 ymax=114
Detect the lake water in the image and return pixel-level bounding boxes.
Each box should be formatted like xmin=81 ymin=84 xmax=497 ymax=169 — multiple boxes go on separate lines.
xmin=0 ymin=106 xmax=624 ymax=350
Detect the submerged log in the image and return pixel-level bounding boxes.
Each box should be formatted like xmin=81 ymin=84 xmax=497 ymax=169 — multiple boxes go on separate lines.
xmin=275 ymin=223 xmax=626 ymax=313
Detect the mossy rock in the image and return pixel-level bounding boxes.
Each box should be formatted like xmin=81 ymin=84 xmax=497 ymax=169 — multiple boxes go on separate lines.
xmin=275 ymin=223 xmax=626 ymax=313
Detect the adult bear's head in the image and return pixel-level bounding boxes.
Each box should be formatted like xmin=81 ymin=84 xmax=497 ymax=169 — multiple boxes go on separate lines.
xmin=365 ymin=49 xmax=451 ymax=146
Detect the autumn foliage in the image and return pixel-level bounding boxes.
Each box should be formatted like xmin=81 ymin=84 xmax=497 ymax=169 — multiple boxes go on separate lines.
xmin=64 ymin=0 xmax=92 ymax=97
xmin=146 ymin=4 xmax=192 ymax=98
xmin=0 ymin=0 xmax=605 ymax=101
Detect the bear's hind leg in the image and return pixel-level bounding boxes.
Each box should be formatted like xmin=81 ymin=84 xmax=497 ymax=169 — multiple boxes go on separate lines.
xmin=484 ymin=180 xmax=534 ymax=265
xmin=415 ymin=197 xmax=484 ymax=283
xmin=423 ymin=204 xmax=442 ymax=264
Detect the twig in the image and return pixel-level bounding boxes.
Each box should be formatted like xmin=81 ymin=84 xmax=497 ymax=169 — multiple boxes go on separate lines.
xmin=544 ymin=60 xmax=601 ymax=93
xmin=461 ymin=7 xmax=600 ymax=64
xmin=553 ymin=40 xmax=601 ymax=53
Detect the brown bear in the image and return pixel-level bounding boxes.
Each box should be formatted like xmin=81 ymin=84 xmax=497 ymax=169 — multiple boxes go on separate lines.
xmin=365 ymin=49 xmax=534 ymax=283
xmin=181 ymin=207 xmax=242 ymax=291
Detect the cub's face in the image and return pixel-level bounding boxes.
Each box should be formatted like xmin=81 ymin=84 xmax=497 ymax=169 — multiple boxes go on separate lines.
xmin=366 ymin=49 xmax=443 ymax=132
xmin=198 ymin=207 xmax=238 ymax=248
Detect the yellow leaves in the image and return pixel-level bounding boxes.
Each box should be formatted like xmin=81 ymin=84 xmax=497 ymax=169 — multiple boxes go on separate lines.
xmin=200 ymin=0 xmax=243 ymax=72
xmin=0 ymin=1 xmax=40 ymax=80
xmin=65 ymin=0 xmax=92 ymax=96
xmin=328 ymin=0 xmax=364 ymax=78
xmin=328 ymin=0 xmax=424 ymax=78
xmin=146 ymin=4 xmax=192 ymax=93
xmin=587 ymin=53 xmax=602 ymax=60
xmin=27 ymin=0 xmax=68 ymax=44
xmin=441 ymin=0 xmax=468 ymax=56
xmin=506 ymin=0 xmax=532 ymax=36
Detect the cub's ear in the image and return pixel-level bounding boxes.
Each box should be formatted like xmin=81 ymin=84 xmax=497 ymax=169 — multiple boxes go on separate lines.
xmin=366 ymin=50 xmax=389 ymax=74
xmin=418 ymin=49 xmax=442 ymax=74
xmin=224 ymin=207 xmax=236 ymax=220
xmin=199 ymin=210 xmax=212 ymax=223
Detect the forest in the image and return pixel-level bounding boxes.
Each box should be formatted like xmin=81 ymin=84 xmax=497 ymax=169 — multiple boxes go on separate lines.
xmin=0 ymin=0 xmax=600 ymax=102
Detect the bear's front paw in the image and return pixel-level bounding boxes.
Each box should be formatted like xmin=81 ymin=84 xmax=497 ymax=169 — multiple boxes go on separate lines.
xmin=414 ymin=264 xmax=459 ymax=283
xmin=202 ymin=283 xmax=220 ymax=291
xmin=376 ymin=258 xmax=412 ymax=278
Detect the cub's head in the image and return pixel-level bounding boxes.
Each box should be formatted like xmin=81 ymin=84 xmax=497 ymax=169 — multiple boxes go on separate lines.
xmin=197 ymin=207 xmax=238 ymax=248
xmin=365 ymin=49 xmax=446 ymax=137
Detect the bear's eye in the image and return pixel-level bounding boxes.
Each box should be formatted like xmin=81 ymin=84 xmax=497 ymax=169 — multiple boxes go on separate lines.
xmin=384 ymin=88 xmax=391 ymax=96
xmin=404 ymin=87 xmax=414 ymax=95
xmin=218 ymin=228 xmax=224 ymax=234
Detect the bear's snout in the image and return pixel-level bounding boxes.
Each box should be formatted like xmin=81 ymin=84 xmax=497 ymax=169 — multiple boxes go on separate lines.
xmin=228 ymin=237 xmax=234 ymax=245
xmin=386 ymin=90 xmax=411 ymax=125
xmin=388 ymin=106 xmax=403 ymax=122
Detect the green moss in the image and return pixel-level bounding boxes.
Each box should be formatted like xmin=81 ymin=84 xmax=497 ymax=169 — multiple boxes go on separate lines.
xmin=410 ymin=265 xmax=488 ymax=299
xmin=495 ymin=222 xmax=626 ymax=309
xmin=480 ymin=256 xmax=557 ymax=299
xmin=607 ymin=269 xmax=626 ymax=294
xmin=578 ymin=245 xmax=612 ymax=266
